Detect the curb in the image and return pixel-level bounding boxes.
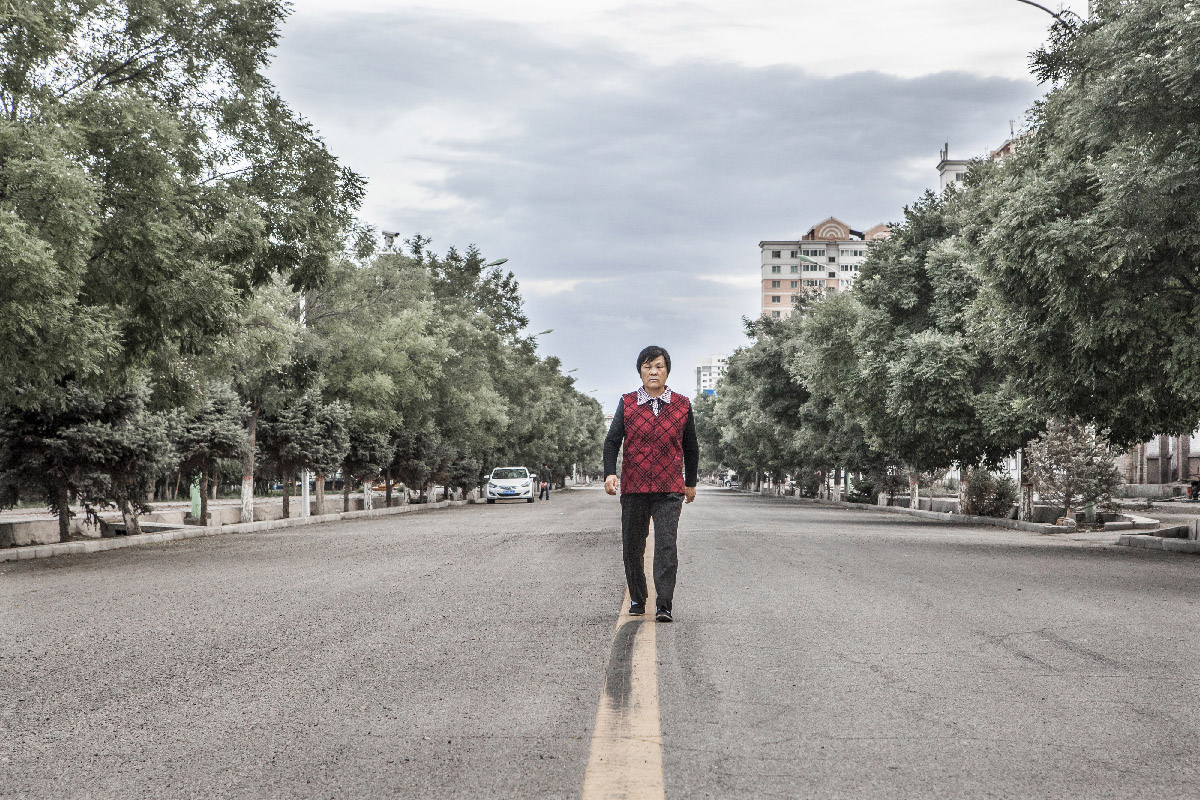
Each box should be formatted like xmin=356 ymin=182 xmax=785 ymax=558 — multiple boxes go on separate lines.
xmin=741 ymin=490 xmax=1160 ymax=537
xmin=0 ymin=499 xmax=470 ymax=563
xmin=1117 ymin=534 xmax=1200 ymax=554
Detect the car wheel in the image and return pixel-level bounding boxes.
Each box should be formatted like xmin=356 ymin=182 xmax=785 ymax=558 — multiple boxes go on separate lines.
xmin=527 ymin=497 xmax=535 ymax=503
xmin=486 ymin=499 xmax=495 ymax=504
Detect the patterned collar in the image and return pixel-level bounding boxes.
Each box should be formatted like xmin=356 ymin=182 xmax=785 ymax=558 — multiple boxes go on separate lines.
xmin=636 ymin=385 xmax=672 ymax=413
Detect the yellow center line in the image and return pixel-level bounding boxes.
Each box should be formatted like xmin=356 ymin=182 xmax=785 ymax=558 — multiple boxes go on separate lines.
xmin=582 ymin=525 xmax=665 ymax=800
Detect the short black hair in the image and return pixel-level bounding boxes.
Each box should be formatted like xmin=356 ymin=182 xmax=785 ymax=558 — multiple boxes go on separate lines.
xmin=636 ymin=345 xmax=671 ymax=375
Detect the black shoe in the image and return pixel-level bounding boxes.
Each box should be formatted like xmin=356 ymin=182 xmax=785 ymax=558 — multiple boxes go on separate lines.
xmin=655 ymin=607 xmax=672 ymax=622
xmin=628 ymin=601 xmax=645 ymax=615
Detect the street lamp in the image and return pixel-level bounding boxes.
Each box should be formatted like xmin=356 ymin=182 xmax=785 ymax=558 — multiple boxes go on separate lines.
xmin=1013 ymin=0 xmax=1083 ymax=24
xmin=484 ymin=258 xmax=508 ymax=267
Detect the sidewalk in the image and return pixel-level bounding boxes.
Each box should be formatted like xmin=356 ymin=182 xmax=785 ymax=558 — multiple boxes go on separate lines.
xmin=736 ymin=488 xmax=1186 ymax=550
xmin=1 ymin=498 xmax=471 ymax=563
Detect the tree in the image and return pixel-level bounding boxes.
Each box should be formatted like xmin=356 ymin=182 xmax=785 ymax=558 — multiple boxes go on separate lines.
xmin=340 ymin=425 xmax=390 ymax=511
xmin=1 ymin=0 xmax=363 ymax=399
xmin=1026 ymin=418 xmax=1122 ymax=519
xmin=219 ymin=278 xmax=304 ymax=522
xmin=961 ymin=2 xmax=1200 ymax=445
xmin=790 ymin=291 xmax=890 ymax=491
xmin=0 ymin=382 xmax=102 ymax=542
xmin=0 ymin=379 xmax=173 ymax=539
xmin=960 ymin=467 xmax=1019 ymax=518
xmin=855 ymin=193 xmax=1037 ymax=476
xmin=66 ymin=384 xmax=176 ymax=536
xmin=258 ymin=392 xmax=347 ymax=518
xmin=175 ymin=385 xmax=248 ymax=524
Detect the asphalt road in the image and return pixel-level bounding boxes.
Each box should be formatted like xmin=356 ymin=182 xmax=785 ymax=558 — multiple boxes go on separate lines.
xmin=3 ymin=487 xmax=1198 ymax=799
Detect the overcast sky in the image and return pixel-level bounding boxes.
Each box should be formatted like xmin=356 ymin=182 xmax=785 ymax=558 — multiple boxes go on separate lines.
xmin=268 ymin=0 xmax=1086 ymax=411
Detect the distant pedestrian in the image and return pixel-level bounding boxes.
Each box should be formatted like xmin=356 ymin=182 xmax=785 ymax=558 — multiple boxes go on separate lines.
xmin=603 ymin=345 xmax=699 ymax=623
xmin=539 ymin=463 xmax=551 ymax=500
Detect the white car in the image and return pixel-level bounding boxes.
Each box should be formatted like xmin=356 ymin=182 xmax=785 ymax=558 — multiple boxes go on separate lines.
xmin=486 ymin=466 xmax=535 ymax=503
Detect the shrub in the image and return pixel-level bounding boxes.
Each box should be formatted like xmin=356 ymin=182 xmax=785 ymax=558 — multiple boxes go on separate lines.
xmin=847 ymin=476 xmax=877 ymax=504
xmin=961 ymin=468 xmax=1018 ymax=518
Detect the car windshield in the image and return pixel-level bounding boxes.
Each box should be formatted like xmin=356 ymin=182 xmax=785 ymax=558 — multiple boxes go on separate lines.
xmin=491 ymin=468 xmax=528 ymax=480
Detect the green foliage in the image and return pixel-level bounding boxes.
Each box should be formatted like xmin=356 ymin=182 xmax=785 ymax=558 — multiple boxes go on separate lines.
xmin=0 ymin=379 xmax=173 ymax=538
xmin=960 ymin=468 xmax=1018 ymax=518
xmin=960 ymin=1 xmax=1200 ymax=444
xmin=845 ymin=476 xmax=877 ymax=504
xmin=258 ymin=392 xmax=348 ymax=488
xmin=1026 ymin=418 xmax=1122 ymax=518
xmin=0 ymin=0 xmax=363 ymax=407
xmin=853 ymin=192 xmax=1038 ymax=473
xmin=176 ymin=385 xmax=249 ymax=480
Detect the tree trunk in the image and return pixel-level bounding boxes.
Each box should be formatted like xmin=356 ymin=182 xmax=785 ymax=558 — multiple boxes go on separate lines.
xmin=1158 ymin=434 xmax=1172 ymax=484
xmin=1179 ymin=435 xmax=1190 ymax=481
xmin=363 ymin=479 xmax=373 ymax=510
xmin=282 ymin=473 xmax=291 ymax=518
xmin=909 ymin=472 xmax=920 ymax=509
xmin=121 ymin=498 xmax=141 ymax=536
xmin=315 ymin=473 xmax=325 ymax=515
xmin=343 ymin=479 xmax=351 ymax=512
xmin=385 ymin=468 xmax=393 ymax=508
xmin=56 ymin=481 xmax=71 ymax=543
xmin=1020 ymin=482 xmax=1034 ymax=521
xmin=241 ymin=406 xmax=258 ymax=523
xmin=199 ymin=470 xmax=210 ymax=525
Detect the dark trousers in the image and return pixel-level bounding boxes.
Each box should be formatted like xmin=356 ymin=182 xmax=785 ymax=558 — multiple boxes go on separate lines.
xmin=621 ymin=491 xmax=683 ymax=611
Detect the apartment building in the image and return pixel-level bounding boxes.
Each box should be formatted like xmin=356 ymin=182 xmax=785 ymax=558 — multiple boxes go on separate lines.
xmin=937 ymin=135 xmax=1022 ymax=191
xmin=695 ymin=355 xmax=728 ymax=397
xmin=759 ymin=217 xmax=889 ymax=318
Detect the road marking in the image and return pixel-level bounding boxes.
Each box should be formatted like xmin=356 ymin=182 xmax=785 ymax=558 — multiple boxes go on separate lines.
xmin=582 ymin=527 xmax=665 ymax=800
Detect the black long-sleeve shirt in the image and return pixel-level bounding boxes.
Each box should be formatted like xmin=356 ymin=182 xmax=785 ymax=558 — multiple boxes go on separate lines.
xmin=603 ymin=397 xmax=700 ymax=487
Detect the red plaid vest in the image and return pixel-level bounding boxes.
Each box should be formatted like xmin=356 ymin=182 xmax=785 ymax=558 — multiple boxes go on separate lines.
xmin=619 ymin=390 xmax=690 ymax=494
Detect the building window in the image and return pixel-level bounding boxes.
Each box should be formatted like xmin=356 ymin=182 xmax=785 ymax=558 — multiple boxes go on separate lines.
xmin=790 ymin=281 xmax=798 ymax=288
xmin=771 ymin=280 xmax=780 ymax=288
xmin=771 ymin=295 xmax=780 ymax=303
xmin=827 ymin=256 xmax=836 ymax=263
xmin=802 ymin=248 xmax=823 ymax=257
xmin=828 ymin=272 xmax=836 ymax=278
xmin=789 ymin=250 xmax=798 ymax=257
xmin=771 ymin=250 xmax=781 ymax=258
xmin=803 ymin=279 xmax=819 ymax=286
xmin=771 ymin=265 xmax=781 ymax=274
xmin=790 ymin=265 xmax=798 ymax=273
xmin=772 ymin=311 xmax=781 ymax=318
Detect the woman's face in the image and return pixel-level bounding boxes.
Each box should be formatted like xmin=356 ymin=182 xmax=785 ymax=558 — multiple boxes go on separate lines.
xmin=640 ymin=356 xmax=668 ymax=392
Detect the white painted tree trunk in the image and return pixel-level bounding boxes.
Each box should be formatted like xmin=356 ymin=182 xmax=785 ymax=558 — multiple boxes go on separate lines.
xmin=240 ymin=407 xmax=258 ymax=524
xmin=362 ymin=480 xmax=373 ymax=510
xmin=909 ymin=473 xmax=920 ymax=509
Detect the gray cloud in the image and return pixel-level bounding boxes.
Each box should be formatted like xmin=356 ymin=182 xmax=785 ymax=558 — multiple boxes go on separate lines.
xmin=270 ymin=10 xmax=1045 ymax=408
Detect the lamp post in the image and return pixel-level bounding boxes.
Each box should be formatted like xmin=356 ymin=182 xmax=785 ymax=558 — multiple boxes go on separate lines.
xmin=1013 ymin=0 xmax=1084 ymax=24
